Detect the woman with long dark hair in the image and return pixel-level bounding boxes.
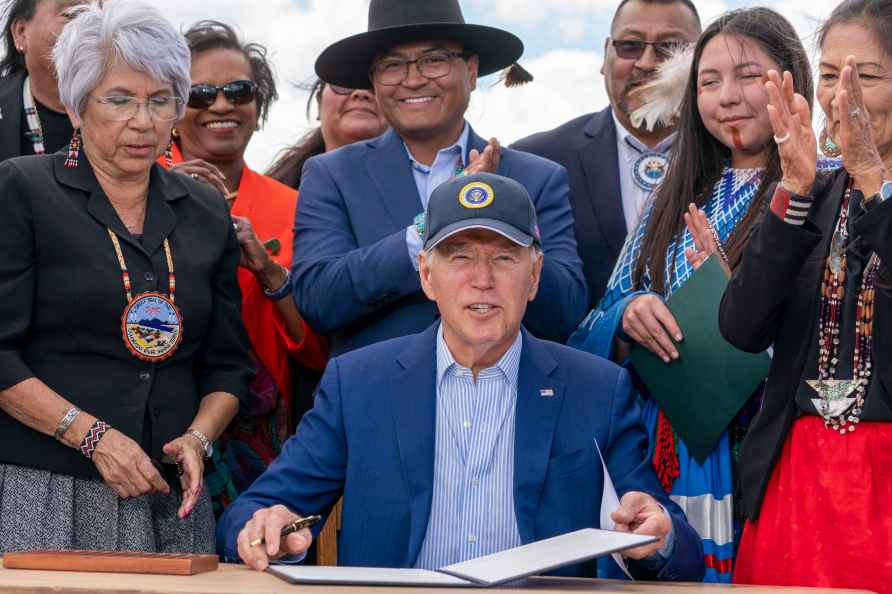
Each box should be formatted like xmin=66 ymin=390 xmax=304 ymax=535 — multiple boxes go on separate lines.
xmin=569 ymin=8 xmax=812 ymax=582
xmin=722 ymin=0 xmax=892 ymax=589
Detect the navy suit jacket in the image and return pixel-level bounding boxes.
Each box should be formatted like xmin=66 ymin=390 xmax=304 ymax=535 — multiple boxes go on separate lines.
xmin=513 ymin=108 xmax=627 ymax=308
xmin=292 ymin=126 xmax=588 ymax=355
xmin=217 ymin=324 xmax=704 ymax=582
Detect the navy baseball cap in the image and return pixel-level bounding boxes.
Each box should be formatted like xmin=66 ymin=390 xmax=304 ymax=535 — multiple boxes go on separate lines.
xmin=423 ymin=172 xmax=541 ymax=251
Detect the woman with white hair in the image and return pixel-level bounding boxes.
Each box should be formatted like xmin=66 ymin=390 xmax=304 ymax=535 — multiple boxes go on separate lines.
xmin=0 ymin=1 xmax=252 ymax=553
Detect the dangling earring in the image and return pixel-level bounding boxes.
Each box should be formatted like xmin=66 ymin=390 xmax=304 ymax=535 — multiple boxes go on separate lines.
xmin=819 ymin=127 xmax=841 ymax=158
xmin=64 ymin=129 xmax=81 ymax=169
xmin=164 ymin=137 xmax=174 ymax=169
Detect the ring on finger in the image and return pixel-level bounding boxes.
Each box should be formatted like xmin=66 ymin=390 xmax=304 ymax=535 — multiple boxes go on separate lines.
xmin=849 ymin=107 xmax=861 ymax=118
xmin=773 ymin=132 xmax=791 ymax=144
xmin=190 ymin=173 xmax=199 ymax=180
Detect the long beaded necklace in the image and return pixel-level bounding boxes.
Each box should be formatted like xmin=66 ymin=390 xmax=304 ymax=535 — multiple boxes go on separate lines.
xmin=808 ymin=183 xmax=881 ymax=434
xmin=22 ymin=75 xmax=46 ymax=155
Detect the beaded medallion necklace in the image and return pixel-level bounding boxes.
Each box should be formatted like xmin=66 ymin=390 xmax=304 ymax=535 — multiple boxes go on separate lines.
xmin=808 ymin=183 xmax=881 ymax=434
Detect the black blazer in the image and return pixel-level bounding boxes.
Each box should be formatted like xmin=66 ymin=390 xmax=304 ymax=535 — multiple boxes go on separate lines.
xmin=0 ymin=70 xmax=25 ymax=162
xmin=513 ymin=108 xmax=627 ymax=307
xmin=0 ymin=151 xmax=254 ymax=479
xmin=719 ymin=169 xmax=892 ymax=519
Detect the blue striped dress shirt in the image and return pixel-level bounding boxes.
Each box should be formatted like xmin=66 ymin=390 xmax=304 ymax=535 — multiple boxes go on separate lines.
xmin=414 ymin=326 xmax=523 ymax=569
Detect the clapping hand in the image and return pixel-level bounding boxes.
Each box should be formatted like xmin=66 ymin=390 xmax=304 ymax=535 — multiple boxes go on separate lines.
xmin=765 ymin=70 xmax=817 ymax=196
xmin=683 ymin=203 xmax=730 ymax=277
xmin=835 ymin=56 xmax=887 ymax=195
xmin=463 ymin=138 xmax=501 ymax=175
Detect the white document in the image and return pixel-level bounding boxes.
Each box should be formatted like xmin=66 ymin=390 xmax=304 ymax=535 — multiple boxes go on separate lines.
xmin=267 ymin=566 xmax=470 ymax=587
xmin=595 ymin=439 xmax=633 ymax=578
xmin=267 ymin=528 xmax=655 ymax=588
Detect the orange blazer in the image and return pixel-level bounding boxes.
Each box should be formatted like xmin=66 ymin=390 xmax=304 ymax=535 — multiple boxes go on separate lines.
xmin=165 ymin=145 xmax=328 ymax=408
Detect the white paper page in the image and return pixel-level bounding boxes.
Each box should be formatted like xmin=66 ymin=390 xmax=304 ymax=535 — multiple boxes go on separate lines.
xmin=595 ymin=439 xmax=634 ymax=578
xmin=267 ymin=565 xmax=473 ymax=587
xmin=439 ymin=528 xmax=654 ymax=586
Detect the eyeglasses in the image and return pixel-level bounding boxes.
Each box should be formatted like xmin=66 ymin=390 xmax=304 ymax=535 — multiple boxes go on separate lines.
xmin=611 ymin=39 xmax=689 ymax=60
xmin=371 ymin=51 xmax=469 ymax=86
xmin=187 ymin=80 xmax=258 ymax=109
xmin=91 ymin=95 xmax=185 ymax=122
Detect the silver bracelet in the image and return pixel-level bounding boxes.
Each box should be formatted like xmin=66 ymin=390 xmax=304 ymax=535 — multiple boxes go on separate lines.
xmin=53 ymin=407 xmax=81 ymax=442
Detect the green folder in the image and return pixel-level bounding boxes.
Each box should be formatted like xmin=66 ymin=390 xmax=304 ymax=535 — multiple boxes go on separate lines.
xmin=630 ymin=257 xmax=770 ymax=462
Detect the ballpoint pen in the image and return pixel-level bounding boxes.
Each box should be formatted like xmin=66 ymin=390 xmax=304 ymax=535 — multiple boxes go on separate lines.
xmin=249 ymin=514 xmax=322 ymax=547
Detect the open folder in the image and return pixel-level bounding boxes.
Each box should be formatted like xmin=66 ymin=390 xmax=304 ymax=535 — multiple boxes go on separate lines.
xmin=267 ymin=528 xmax=655 ymax=588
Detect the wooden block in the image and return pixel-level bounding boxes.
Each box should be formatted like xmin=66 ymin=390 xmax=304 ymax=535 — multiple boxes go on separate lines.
xmin=2 ymin=550 xmax=219 ymax=576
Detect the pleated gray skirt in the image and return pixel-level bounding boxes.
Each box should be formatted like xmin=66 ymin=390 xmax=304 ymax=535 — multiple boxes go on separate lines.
xmin=0 ymin=463 xmax=214 ymax=553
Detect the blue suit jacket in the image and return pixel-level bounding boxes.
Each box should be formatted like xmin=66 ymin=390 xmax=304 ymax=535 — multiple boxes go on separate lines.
xmin=217 ymin=325 xmax=704 ymax=582
xmin=513 ymin=108 xmax=627 ymax=308
xmin=292 ymin=126 xmax=588 ymax=355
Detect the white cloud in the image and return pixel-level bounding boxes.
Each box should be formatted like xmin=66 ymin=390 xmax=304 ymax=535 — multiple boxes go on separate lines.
xmin=467 ymin=49 xmax=606 ymax=144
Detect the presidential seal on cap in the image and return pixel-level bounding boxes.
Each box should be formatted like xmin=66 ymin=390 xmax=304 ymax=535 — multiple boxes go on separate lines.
xmin=423 ymin=172 xmax=540 ymax=251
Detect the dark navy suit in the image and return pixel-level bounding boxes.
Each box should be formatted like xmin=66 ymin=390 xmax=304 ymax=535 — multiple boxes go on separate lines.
xmin=513 ymin=108 xmax=627 ymax=307
xmin=291 ymin=126 xmax=588 ymax=355
xmin=217 ymin=325 xmax=704 ymax=581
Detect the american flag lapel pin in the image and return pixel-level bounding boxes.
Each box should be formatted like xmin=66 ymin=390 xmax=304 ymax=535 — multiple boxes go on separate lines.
xmin=539 ymin=388 xmax=555 ymax=398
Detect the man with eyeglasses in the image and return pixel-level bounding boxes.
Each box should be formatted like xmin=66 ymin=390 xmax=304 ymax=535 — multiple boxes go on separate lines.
xmin=290 ymin=0 xmax=588 ymax=357
xmin=514 ymin=0 xmax=701 ymax=308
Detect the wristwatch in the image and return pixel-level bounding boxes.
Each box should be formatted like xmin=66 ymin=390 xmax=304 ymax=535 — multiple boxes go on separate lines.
xmin=864 ymin=180 xmax=892 ymax=211
xmin=185 ymin=428 xmax=213 ymax=459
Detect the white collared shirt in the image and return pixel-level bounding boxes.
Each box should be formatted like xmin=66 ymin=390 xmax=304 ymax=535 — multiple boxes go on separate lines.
xmin=413 ymin=326 xmax=523 ymax=569
xmin=611 ymin=111 xmax=675 ymax=232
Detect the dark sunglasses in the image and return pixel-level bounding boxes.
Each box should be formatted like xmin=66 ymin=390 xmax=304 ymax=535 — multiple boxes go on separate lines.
xmin=611 ymin=39 xmax=689 ymax=60
xmin=188 ymin=80 xmax=258 ymax=109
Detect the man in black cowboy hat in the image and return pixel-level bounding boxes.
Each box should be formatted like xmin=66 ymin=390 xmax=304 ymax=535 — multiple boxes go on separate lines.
xmin=290 ymin=0 xmax=588 ymax=357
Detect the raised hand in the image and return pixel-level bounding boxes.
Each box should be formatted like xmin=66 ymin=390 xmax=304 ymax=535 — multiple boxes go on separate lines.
xmin=463 ymin=138 xmax=501 ymax=175
xmin=836 ymin=56 xmax=887 ymax=195
xmin=765 ymin=70 xmax=817 ymax=196
xmin=683 ymin=203 xmax=730 ymax=277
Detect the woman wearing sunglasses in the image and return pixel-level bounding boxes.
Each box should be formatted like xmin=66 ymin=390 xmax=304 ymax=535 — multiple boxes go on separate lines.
xmin=167 ymin=20 xmax=327 ymax=517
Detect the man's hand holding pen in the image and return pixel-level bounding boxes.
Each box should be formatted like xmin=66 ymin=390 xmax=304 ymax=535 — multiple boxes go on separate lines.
xmin=236 ymin=505 xmax=316 ymax=571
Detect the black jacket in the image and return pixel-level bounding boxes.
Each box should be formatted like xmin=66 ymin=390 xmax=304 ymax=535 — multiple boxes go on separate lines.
xmin=513 ymin=108 xmax=627 ymax=307
xmin=0 ymin=151 xmax=254 ymax=479
xmin=0 ymin=70 xmax=25 ymax=162
xmin=719 ymin=169 xmax=892 ymax=519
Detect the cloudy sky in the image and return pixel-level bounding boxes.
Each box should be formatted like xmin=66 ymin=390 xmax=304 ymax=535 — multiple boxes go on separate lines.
xmin=152 ymin=0 xmax=838 ymax=171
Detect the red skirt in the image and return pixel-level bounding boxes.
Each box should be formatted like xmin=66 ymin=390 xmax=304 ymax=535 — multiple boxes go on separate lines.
xmin=734 ymin=415 xmax=892 ymax=593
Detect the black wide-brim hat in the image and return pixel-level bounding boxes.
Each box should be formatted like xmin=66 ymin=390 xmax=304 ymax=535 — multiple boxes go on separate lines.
xmin=315 ymin=0 xmax=524 ymax=90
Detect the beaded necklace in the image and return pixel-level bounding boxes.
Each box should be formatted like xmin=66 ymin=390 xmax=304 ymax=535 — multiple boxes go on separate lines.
xmin=809 ymin=184 xmax=881 ymax=434
xmin=22 ymin=76 xmax=46 ymax=155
